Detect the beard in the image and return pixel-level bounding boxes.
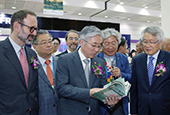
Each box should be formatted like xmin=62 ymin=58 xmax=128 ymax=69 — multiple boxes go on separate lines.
xmin=69 ymin=43 xmax=78 ymax=51
xmin=18 ymin=28 xmax=34 ymax=44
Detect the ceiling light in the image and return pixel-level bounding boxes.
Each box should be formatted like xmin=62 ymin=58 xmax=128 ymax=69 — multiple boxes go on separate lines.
xmin=120 ymin=2 xmax=124 ymax=5
xmin=147 ymin=21 xmax=150 ymax=23
xmin=105 ymin=16 xmax=108 ymax=18
xmin=127 ymin=18 xmax=130 ymax=20
xmin=78 ymin=13 xmax=82 ymax=15
xmin=12 ymin=7 xmax=16 ymax=9
xmin=144 ymin=6 xmax=148 ymax=9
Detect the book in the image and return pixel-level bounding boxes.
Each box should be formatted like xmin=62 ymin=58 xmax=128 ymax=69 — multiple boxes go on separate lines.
xmin=92 ymin=77 xmax=131 ymax=103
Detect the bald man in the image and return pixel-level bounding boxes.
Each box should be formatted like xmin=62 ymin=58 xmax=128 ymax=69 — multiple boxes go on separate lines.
xmin=162 ymin=37 xmax=170 ymax=52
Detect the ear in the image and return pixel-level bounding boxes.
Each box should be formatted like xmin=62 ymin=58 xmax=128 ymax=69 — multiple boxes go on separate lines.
xmin=79 ymin=39 xmax=84 ymax=46
xmin=13 ymin=22 xmax=21 ymax=32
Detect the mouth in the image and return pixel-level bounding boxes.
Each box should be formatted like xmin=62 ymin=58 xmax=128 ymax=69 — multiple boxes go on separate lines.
xmin=27 ymin=35 xmax=34 ymax=41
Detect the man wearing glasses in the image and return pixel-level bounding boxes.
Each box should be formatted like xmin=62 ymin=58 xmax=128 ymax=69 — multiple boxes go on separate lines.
xmin=56 ymin=26 xmax=120 ymax=115
xmin=0 ymin=10 xmax=39 ymax=115
xmin=130 ymin=26 xmax=170 ymax=115
xmin=56 ymin=29 xmax=79 ymax=56
xmin=96 ymin=28 xmax=131 ymax=115
xmin=32 ymin=30 xmax=59 ymax=115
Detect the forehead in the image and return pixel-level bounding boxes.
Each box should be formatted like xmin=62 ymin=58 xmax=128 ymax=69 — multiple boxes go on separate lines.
xmin=37 ymin=34 xmax=51 ymax=41
xmin=143 ymin=32 xmax=157 ymax=40
xmin=104 ymin=35 xmax=117 ymax=42
xmin=23 ymin=14 xmax=37 ymax=27
xmin=68 ymin=32 xmax=79 ymax=37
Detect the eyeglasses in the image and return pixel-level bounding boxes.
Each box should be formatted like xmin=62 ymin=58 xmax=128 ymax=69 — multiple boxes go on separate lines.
xmin=37 ymin=40 xmax=53 ymax=46
xmin=142 ymin=40 xmax=158 ymax=45
xmin=18 ymin=22 xmax=39 ymax=33
xmin=103 ymin=42 xmax=118 ymax=48
xmin=84 ymin=40 xmax=103 ymax=49
xmin=68 ymin=37 xmax=78 ymax=41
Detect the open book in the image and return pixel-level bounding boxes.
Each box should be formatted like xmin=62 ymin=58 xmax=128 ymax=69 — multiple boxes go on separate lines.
xmin=92 ymin=77 xmax=131 ymax=103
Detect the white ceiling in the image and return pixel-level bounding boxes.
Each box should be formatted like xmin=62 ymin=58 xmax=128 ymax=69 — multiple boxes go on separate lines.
xmin=0 ymin=0 xmax=161 ymax=25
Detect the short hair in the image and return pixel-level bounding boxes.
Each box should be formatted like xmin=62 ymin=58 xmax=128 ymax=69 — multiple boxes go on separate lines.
xmin=65 ymin=29 xmax=79 ymax=41
xmin=141 ymin=26 xmax=164 ymax=43
xmin=78 ymin=25 xmax=103 ymax=43
xmin=102 ymin=28 xmax=121 ymax=44
xmin=52 ymin=37 xmax=61 ymax=44
xmin=32 ymin=30 xmax=52 ymax=45
xmin=118 ymin=37 xmax=126 ymax=50
xmin=10 ymin=10 xmax=37 ymax=33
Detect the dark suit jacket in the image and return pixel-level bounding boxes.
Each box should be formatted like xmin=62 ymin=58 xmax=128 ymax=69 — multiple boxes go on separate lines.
xmin=130 ymin=50 xmax=170 ymax=115
xmin=96 ymin=51 xmax=131 ymax=115
xmin=38 ymin=56 xmax=59 ymax=115
xmin=56 ymin=50 xmax=68 ymax=57
xmin=0 ymin=38 xmax=38 ymax=115
xmin=56 ymin=50 xmax=107 ymax=115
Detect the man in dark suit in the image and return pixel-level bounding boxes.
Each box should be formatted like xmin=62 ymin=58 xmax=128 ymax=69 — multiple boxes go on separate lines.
xmin=56 ymin=29 xmax=79 ymax=56
xmin=32 ymin=30 xmax=59 ymax=115
xmin=56 ymin=26 xmax=120 ymax=115
xmin=0 ymin=10 xmax=39 ymax=115
xmin=130 ymin=26 xmax=170 ymax=115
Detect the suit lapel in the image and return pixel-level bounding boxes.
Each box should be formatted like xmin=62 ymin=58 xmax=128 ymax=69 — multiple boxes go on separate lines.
xmin=151 ymin=50 xmax=165 ymax=88
xmin=4 ymin=38 xmax=26 ymax=87
xmin=141 ymin=53 xmax=151 ymax=88
xmin=89 ymin=58 xmax=96 ymax=88
xmin=38 ymin=63 xmax=52 ymax=87
xmin=72 ymin=51 xmax=89 ymax=87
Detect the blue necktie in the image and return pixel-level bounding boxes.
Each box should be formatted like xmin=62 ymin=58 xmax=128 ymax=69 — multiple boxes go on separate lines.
xmin=148 ymin=56 xmax=154 ymax=86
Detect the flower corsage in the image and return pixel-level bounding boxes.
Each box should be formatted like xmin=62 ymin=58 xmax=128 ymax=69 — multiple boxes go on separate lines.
xmin=155 ymin=61 xmax=166 ymax=77
xmin=92 ymin=62 xmax=103 ymax=78
xmin=30 ymin=57 xmax=39 ymax=69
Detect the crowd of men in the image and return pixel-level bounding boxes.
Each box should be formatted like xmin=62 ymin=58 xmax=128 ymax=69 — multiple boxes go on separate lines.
xmin=0 ymin=9 xmax=170 ymax=115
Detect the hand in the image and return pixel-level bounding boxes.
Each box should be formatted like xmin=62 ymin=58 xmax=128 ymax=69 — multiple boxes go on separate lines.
xmin=105 ymin=94 xmax=121 ymax=106
xmin=90 ymin=88 xmax=104 ymax=97
xmin=111 ymin=67 xmax=121 ymax=78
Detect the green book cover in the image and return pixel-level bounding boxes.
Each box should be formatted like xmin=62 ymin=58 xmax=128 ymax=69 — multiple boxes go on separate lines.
xmin=92 ymin=77 xmax=130 ymax=103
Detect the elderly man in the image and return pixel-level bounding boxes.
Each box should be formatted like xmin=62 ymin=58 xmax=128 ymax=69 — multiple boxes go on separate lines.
xmin=56 ymin=26 xmax=120 ymax=115
xmin=130 ymin=26 xmax=170 ymax=115
xmin=96 ymin=28 xmax=131 ymax=115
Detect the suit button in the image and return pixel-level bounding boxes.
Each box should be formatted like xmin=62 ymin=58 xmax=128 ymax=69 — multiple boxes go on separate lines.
xmin=53 ymin=104 xmax=55 ymax=107
xmin=53 ymin=92 xmax=55 ymax=94
xmin=149 ymin=93 xmax=151 ymax=95
xmin=86 ymin=107 xmax=89 ymax=110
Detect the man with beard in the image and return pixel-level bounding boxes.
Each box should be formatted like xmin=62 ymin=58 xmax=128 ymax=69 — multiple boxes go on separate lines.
xmin=0 ymin=10 xmax=39 ymax=115
xmin=56 ymin=29 xmax=79 ymax=56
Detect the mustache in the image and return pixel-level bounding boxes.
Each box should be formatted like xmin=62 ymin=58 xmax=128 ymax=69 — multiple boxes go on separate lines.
xmin=71 ymin=43 xmax=77 ymax=45
xmin=27 ymin=34 xmax=34 ymax=40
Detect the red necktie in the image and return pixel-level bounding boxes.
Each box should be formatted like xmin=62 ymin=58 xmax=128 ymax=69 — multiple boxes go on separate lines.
xmin=20 ymin=48 xmax=29 ymax=87
xmin=45 ymin=60 xmax=54 ymax=86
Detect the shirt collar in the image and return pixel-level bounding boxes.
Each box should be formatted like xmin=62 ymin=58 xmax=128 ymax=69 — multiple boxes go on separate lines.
xmin=38 ymin=55 xmax=53 ymax=65
xmin=78 ymin=48 xmax=90 ymax=62
xmin=9 ymin=36 xmax=24 ymax=53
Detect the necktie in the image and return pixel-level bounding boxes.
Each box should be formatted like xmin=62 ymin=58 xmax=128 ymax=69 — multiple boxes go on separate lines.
xmin=148 ymin=56 xmax=154 ymax=86
xmin=45 ymin=60 xmax=54 ymax=86
xmin=20 ymin=48 xmax=29 ymax=87
xmin=83 ymin=59 xmax=90 ymax=87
